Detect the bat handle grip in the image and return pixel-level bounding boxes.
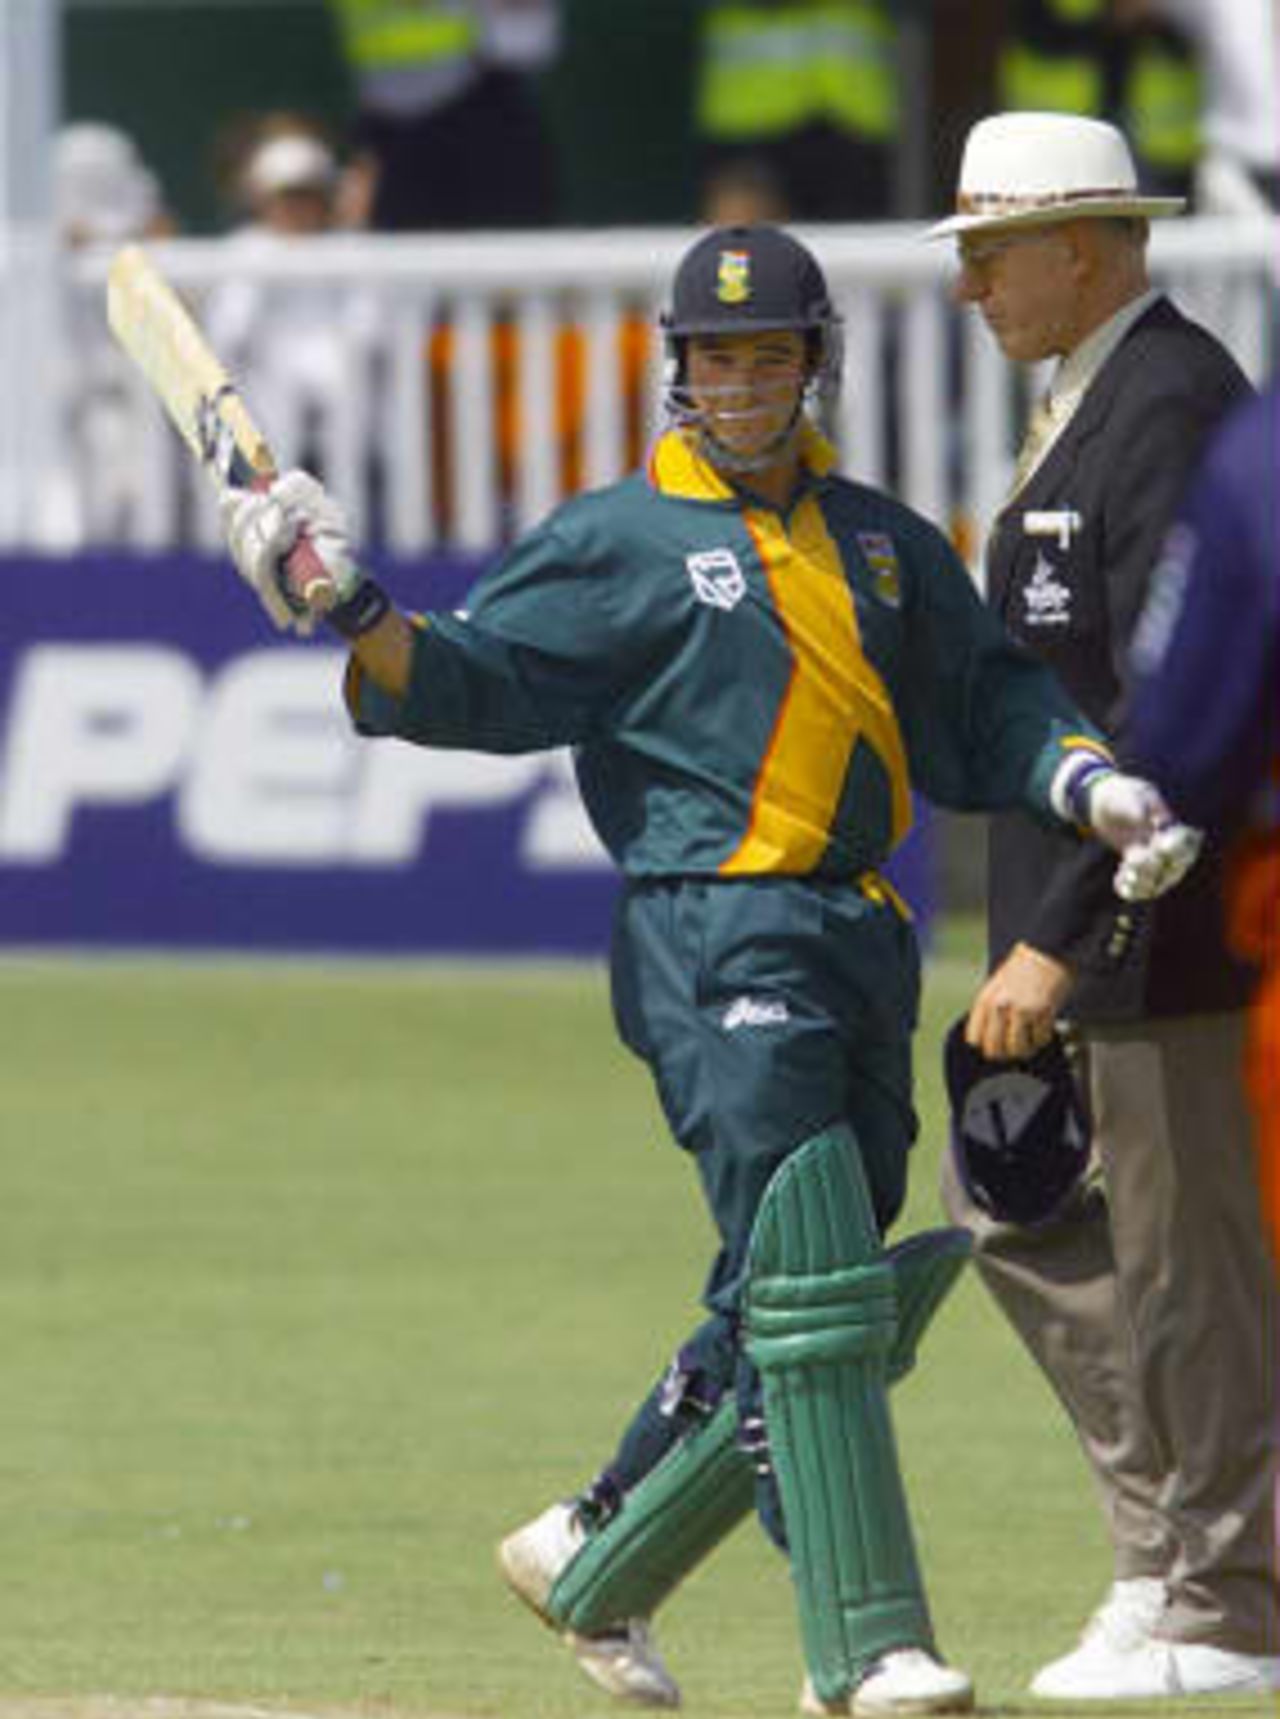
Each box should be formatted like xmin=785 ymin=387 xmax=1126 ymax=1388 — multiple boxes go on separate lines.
xmin=249 ymin=472 xmax=338 ymax=613
xmin=283 ymin=532 xmax=339 ymax=613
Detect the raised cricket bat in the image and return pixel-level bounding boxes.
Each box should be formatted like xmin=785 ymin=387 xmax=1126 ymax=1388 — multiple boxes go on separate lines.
xmin=106 ymin=243 xmax=335 ymax=608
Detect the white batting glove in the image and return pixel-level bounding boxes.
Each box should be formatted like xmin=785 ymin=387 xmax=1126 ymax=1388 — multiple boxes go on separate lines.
xmin=219 ymin=471 xmax=360 ymax=636
xmin=1051 ymin=755 xmax=1202 ymax=902
xmin=1082 ymin=770 xmax=1170 ymax=850
xmin=1112 ymin=821 xmax=1203 ymax=902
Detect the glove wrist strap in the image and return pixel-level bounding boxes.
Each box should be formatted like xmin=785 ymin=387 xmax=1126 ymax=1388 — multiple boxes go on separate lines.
xmin=1051 ymin=754 xmax=1113 ymax=828
xmin=325 ymin=576 xmax=392 ymax=640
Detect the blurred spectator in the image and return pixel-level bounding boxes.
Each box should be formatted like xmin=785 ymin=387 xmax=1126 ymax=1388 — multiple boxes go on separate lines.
xmin=55 ymin=122 xmax=177 ymax=543
xmin=224 ymin=125 xmax=344 ymax=236
xmin=205 ymin=114 xmax=380 ymax=486
xmin=210 ymin=111 xmax=348 ymax=238
xmin=1114 ymin=0 xmax=1279 ymax=215
xmin=328 ymin=0 xmax=561 ymax=230
xmin=55 ymin=121 xmax=175 ymax=249
xmin=699 ymin=154 xmax=791 ymax=226
xmin=998 ymin=0 xmax=1201 ymax=199
xmin=693 ymin=0 xmax=898 ymax=220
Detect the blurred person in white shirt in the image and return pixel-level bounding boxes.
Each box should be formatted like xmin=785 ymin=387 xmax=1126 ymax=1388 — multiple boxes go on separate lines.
xmin=206 ymin=117 xmax=382 ymax=511
xmin=56 ymin=121 xmax=175 ymax=250
xmin=55 ymin=122 xmax=177 ymax=542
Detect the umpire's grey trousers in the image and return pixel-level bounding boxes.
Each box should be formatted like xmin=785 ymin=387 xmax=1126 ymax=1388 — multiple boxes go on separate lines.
xmin=943 ymin=1009 xmax=1280 ymax=1652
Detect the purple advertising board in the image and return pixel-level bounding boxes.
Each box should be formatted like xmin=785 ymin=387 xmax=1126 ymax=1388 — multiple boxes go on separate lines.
xmin=0 ymin=552 xmax=933 ymax=955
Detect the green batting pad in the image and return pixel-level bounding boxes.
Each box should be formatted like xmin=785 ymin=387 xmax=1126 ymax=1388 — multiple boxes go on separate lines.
xmin=886 ymin=1227 xmax=972 ymax=1385
xmin=545 ymin=1216 xmax=967 ymax=1641
xmin=746 ymin=1128 xmax=935 ymax=1705
xmin=548 ymin=1397 xmax=754 ymax=1634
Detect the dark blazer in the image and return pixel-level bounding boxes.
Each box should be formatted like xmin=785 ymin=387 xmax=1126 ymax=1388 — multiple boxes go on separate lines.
xmin=985 ymin=296 xmax=1256 ymax=1022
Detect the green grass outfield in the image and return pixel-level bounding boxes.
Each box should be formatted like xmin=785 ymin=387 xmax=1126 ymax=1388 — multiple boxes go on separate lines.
xmin=0 ymin=919 xmax=1269 ymax=1719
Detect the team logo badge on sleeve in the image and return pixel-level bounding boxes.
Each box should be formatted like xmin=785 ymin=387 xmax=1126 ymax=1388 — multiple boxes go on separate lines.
xmin=857 ymin=532 xmax=902 ymax=607
xmin=716 ymin=250 xmax=751 ymax=305
xmin=687 ymin=547 xmax=747 ymax=611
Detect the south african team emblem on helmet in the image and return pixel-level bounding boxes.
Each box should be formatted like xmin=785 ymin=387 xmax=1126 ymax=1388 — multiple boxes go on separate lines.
xmin=716 ymin=249 xmax=751 ymax=305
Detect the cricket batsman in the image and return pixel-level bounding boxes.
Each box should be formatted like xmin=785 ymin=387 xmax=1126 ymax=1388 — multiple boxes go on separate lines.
xmin=217 ymin=224 xmax=1199 ymax=1716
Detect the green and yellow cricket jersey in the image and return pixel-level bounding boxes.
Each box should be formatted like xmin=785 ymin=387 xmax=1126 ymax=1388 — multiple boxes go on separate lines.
xmin=349 ymin=425 xmax=1102 ymax=881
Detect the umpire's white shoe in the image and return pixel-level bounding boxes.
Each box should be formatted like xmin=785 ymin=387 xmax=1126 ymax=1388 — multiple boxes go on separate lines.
xmin=1031 ymin=1638 xmax=1280 ymax=1702
xmin=1029 ymin=1576 xmax=1167 ymax=1697
xmin=497 ymin=1501 xmax=681 ymax=1708
xmin=800 ymin=1650 xmax=975 ymax=1716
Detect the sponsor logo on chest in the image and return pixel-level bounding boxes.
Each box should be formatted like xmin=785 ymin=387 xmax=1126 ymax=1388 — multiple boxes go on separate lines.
xmin=722 ymin=994 xmax=791 ymax=1032
xmin=686 ymin=546 xmax=747 ymax=611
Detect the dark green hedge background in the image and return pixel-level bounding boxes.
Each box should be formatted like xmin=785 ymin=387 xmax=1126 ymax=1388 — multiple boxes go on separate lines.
xmin=64 ymin=0 xmax=699 ymax=233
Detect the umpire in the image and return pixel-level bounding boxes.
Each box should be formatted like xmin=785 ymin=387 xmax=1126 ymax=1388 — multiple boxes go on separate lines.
xmin=933 ymin=112 xmax=1280 ymax=1702
xmin=218 ymin=222 xmax=1199 ymax=1717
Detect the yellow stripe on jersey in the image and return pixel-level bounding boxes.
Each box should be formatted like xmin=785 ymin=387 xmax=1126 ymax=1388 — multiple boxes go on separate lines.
xmin=720 ymin=492 xmax=913 ymax=875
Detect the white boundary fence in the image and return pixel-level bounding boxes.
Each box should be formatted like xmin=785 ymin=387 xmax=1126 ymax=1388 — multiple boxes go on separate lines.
xmin=11 ymin=218 xmax=1279 ymax=557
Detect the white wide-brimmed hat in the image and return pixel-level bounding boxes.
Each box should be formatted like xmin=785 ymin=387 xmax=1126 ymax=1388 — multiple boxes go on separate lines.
xmin=927 ymin=111 xmax=1185 ymax=240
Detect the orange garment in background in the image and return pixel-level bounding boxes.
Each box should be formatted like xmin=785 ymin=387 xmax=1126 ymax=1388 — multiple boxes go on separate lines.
xmin=428 ymin=313 xmax=654 ymax=535
xmin=1227 ymin=829 xmax=1280 ymax=1263
xmin=423 ymin=316 xmax=983 ymax=562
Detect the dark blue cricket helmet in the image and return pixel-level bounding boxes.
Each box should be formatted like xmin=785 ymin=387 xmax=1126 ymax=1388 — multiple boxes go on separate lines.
xmin=945 ymin=1019 xmax=1090 ymax=1227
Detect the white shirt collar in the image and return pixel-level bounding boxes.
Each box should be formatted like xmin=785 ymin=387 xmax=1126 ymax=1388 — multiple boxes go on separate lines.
xmin=1050 ymin=288 xmax=1161 ymax=418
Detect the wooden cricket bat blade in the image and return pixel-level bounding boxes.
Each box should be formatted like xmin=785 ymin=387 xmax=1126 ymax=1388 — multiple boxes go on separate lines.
xmin=106 ymin=244 xmax=336 ymax=609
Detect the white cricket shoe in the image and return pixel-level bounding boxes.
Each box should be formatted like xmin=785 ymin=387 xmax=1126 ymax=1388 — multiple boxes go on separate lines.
xmin=565 ymin=1621 xmax=683 ymax=1708
xmin=497 ymin=1501 xmax=681 ymax=1708
xmin=800 ymin=1650 xmax=975 ymax=1716
xmin=498 ymin=1499 xmax=584 ymax=1614
xmin=1031 ymin=1637 xmax=1280 ymax=1701
xmin=1029 ymin=1576 xmax=1167 ymax=1697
